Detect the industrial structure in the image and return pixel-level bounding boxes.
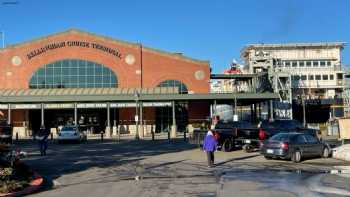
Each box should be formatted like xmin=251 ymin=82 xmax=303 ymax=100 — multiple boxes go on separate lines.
xmin=240 ymin=43 xmax=346 ymax=124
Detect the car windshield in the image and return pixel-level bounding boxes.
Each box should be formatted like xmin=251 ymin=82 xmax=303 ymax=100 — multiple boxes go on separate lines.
xmin=61 ymin=127 xmax=77 ymax=132
xmin=269 ymin=133 xmax=291 ymax=142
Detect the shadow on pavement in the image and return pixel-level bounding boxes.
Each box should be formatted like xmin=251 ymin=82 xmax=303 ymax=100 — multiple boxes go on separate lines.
xmin=215 ymin=154 xmax=260 ymax=166
xmin=13 ymin=138 xmax=197 ymax=193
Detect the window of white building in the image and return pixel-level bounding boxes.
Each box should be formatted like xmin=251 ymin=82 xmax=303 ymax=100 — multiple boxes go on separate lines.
xmin=293 ymin=75 xmax=300 ymax=81
xmin=315 ymin=75 xmax=321 ymax=80
xmin=285 ymin=61 xmax=291 ymax=67
xmin=330 ymin=74 xmax=334 ymax=80
xmin=308 ymin=75 xmax=314 ymax=80
xmin=320 ymin=61 xmax=326 ymax=67
xmin=292 ymin=61 xmax=297 ymax=67
xmin=299 ymin=61 xmax=305 ymax=67
xmin=306 ymin=61 xmax=312 ymax=67
xmin=323 ymin=75 xmax=328 ymax=80
xmin=313 ymin=61 xmax=319 ymax=67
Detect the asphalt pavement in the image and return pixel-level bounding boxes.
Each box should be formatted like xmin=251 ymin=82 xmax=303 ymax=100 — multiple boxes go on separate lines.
xmin=12 ymin=138 xmax=350 ymax=197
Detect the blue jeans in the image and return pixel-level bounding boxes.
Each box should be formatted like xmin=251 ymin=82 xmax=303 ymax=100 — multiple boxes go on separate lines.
xmin=39 ymin=140 xmax=48 ymax=156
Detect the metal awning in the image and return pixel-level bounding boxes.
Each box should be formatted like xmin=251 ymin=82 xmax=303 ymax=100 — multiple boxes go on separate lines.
xmin=0 ymin=87 xmax=179 ymax=97
xmin=0 ymin=88 xmax=279 ymax=105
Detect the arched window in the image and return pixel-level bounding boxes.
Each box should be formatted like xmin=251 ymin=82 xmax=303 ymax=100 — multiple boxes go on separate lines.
xmin=29 ymin=59 xmax=118 ymax=89
xmin=157 ymin=80 xmax=188 ymax=94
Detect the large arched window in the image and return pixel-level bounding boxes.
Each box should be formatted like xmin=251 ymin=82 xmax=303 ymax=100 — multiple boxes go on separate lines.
xmin=157 ymin=80 xmax=188 ymax=94
xmin=29 ymin=59 xmax=118 ymax=89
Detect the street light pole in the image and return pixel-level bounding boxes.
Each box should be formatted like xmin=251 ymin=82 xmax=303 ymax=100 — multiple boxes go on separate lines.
xmin=302 ymin=90 xmax=306 ymax=127
xmin=134 ymin=90 xmax=140 ymax=140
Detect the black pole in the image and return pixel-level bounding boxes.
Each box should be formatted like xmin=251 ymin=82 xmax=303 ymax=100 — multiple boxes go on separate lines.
xmin=151 ymin=125 xmax=155 ymax=141
xmin=140 ymin=44 xmax=143 ymax=88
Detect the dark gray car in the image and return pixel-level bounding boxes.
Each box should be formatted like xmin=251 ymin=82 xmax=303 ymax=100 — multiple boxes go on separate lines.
xmin=260 ymin=132 xmax=331 ymax=162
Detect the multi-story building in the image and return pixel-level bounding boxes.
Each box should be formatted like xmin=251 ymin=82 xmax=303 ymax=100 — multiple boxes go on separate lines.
xmin=241 ymin=43 xmax=346 ymax=122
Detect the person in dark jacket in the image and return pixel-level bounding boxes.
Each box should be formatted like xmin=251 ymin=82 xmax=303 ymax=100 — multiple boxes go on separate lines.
xmin=38 ymin=126 xmax=50 ymax=156
xmin=203 ymin=130 xmax=218 ymax=167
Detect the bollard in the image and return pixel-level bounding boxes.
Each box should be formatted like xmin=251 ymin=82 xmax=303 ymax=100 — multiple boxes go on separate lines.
xmin=101 ymin=132 xmax=104 ymax=141
xmin=184 ymin=131 xmax=186 ymax=142
xmin=151 ymin=131 xmax=155 ymax=141
xmin=167 ymin=131 xmax=170 ymax=142
xmin=16 ymin=132 xmax=18 ymax=141
xmin=118 ymin=129 xmax=120 ymax=142
xmin=51 ymin=133 xmax=53 ymax=140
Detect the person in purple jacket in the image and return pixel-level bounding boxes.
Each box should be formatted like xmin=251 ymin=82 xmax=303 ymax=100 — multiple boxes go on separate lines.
xmin=203 ymin=130 xmax=218 ymax=167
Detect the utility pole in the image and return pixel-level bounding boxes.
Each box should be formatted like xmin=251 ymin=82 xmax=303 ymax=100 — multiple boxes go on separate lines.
xmin=1 ymin=1 xmax=20 ymax=49
xmin=302 ymin=89 xmax=306 ymax=127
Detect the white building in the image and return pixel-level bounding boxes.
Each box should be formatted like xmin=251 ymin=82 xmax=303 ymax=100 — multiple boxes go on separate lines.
xmin=241 ymin=42 xmax=346 ymax=121
xmin=241 ymin=43 xmax=345 ymax=99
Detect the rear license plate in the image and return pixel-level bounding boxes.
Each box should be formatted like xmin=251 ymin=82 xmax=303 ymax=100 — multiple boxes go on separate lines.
xmin=245 ymin=139 xmax=251 ymax=144
xmin=267 ymin=149 xmax=273 ymax=154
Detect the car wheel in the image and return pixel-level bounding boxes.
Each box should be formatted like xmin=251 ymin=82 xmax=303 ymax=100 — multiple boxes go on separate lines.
xmin=222 ymin=139 xmax=233 ymax=152
xmin=292 ymin=150 xmax=302 ymax=163
xmin=322 ymin=147 xmax=330 ymax=158
xmin=243 ymin=144 xmax=253 ymax=153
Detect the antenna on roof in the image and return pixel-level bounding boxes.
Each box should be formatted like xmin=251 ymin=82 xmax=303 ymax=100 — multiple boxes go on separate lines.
xmin=0 ymin=31 xmax=4 ymax=48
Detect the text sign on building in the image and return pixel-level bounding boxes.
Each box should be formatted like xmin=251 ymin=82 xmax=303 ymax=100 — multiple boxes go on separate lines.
xmin=26 ymin=41 xmax=122 ymax=60
xmin=110 ymin=103 xmax=136 ymax=108
xmin=12 ymin=104 xmax=41 ymax=109
xmin=0 ymin=104 xmax=8 ymax=109
xmin=77 ymin=103 xmax=107 ymax=108
xmin=44 ymin=103 xmax=74 ymax=109
xmin=143 ymin=102 xmax=172 ymax=107
xmin=110 ymin=102 xmax=172 ymax=108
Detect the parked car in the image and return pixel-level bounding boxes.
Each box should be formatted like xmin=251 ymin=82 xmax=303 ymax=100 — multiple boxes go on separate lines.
xmin=57 ymin=126 xmax=87 ymax=143
xmin=258 ymin=119 xmax=319 ymax=141
xmin=0 ymin=120 xmax=12 ymax=144
xmin=213 ymin=121 xmax=259 ymax=152
xmin=260 ymin=132 xmax=331 ymax=162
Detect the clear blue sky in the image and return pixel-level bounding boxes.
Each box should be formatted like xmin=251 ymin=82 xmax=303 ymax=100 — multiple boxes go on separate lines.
xmin=1 ymin=0 xmax=350 ymax=73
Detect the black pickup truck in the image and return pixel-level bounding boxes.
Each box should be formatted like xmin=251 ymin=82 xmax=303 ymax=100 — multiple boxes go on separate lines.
xmin=190 ymin=119 xmax=319 ymax=152
xmin=189 ymin=121 xmax=259 ymax=152
xmin=214 ymin=121 xmax=259 ymax=152
xmin=0 ymin=120 xmax=12 ymax=144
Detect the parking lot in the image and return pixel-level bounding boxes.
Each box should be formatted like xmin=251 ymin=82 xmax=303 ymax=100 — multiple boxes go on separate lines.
xmin=10 ymin=137 xmax=349 ymax=197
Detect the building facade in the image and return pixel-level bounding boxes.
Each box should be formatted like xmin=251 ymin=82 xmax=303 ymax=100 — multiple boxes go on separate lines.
xmin=0 ymin=29 xmax=211 ymax=136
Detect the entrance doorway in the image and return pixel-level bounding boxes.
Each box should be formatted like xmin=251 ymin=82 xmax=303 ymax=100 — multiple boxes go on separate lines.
xmin=28 ymin=108 xmax=119 ymax=134
xmin=155 ymin=103 xmax=188 ymax=133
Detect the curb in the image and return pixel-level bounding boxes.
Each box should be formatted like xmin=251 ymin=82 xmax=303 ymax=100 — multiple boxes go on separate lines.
xmin=329 ymin=169 xmax=350 ymax=174
xmin=329 ymin=166 xmax=350 ymax=174
xmin=0 ymin=172 xmax=43 ymax=197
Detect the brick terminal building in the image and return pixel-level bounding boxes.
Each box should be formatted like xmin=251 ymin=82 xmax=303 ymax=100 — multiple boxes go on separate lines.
xmin=0 ymin=29 xmax=277 ymax=138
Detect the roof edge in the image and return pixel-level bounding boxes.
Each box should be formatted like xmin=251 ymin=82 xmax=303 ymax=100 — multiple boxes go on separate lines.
xmin=1 ymin=28 xmax=209 ymax=65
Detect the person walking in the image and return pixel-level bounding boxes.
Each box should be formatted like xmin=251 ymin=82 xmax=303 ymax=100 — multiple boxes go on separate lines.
xmin=203 ymin=130 xmax=218 ymax=168
xmin=38 ymin=126 xmax=49 ymax=156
